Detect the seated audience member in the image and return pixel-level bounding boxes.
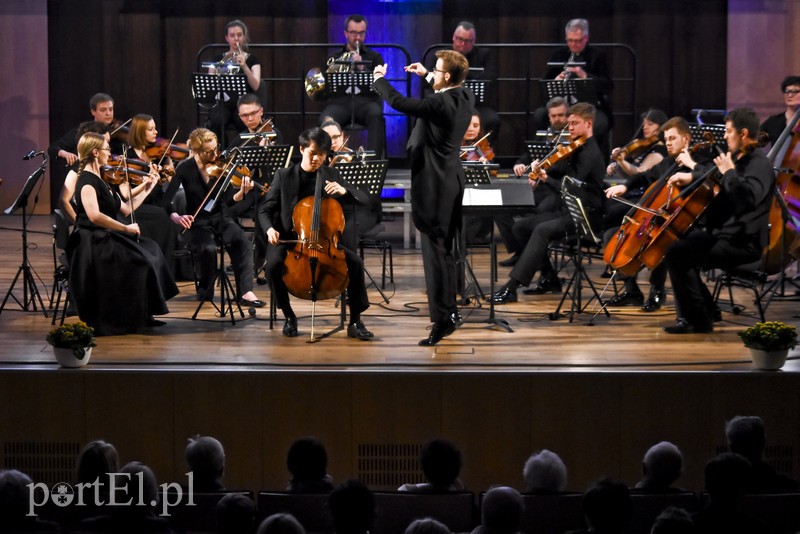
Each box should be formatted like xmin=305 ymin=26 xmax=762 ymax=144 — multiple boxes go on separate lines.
xmin=405 ymin=518 xmax=452 ymax=534
xmin=650 ymin=507 xmax=695 ymax=534
xmin=398 ymin=438 xmax=464 ymax=492
xmin=256 ymin=512 xmax=306 ymax=534
xmin=565 ymin=477 xmax=631 ymax=534
xmin=217 ymin=492 xmax=257 ymax=534
xmin=634 ymin=441 xmax=684 ymax=492
xmin=0 ymin=469 xmax=59 ymax=532
xmin=80 ymin=461 xmax=173 ymax=533
xmin=329 ymin=480 xmax=375 ymax=534
xmin=725 ymin=415 xmax=799 ymax=493
xmin=523 ymin=449 xmax=568 ymax=493
xmin=470 ymin=486 xmax=523 ymax=534
xmin=76 ymin=439 xmax=120 ymax=489
xmin=186 ymin=434 xmax=226 ymax=492
xmin=286 ymin=437 xmax=334 ymax=493
xmin=691 ymin=453 xmax=767 ymax=534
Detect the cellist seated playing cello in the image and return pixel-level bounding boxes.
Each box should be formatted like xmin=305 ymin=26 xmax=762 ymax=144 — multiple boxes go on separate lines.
xmin=661 ymin=108 xmax=774 ymax=334
xmin=258 ymin=127 xmax=374 ymax=339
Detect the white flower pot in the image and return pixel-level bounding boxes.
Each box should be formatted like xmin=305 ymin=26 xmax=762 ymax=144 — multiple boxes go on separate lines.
xmin=53 ymin=346 xmax=92 ymax=368
xmin=749 ymin=348 xmax=788 ymax=371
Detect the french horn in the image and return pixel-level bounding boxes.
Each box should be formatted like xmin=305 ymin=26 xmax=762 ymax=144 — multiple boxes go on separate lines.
xmin=304 ymin=49 xmax=358 ymax=101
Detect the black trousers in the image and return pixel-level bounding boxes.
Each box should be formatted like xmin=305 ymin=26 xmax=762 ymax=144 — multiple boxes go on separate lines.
xmin=420 ymin=231 xmax=459 ymax=324
xmin=509 ymin=212 xmax=571 ymax=286
xmin=266 ymin=243 xmax=369 ymax=320
xmin=188 ymin=216 xmax=254 ymax=298
xmin=665 ymin=229 xmax=760 ymax=328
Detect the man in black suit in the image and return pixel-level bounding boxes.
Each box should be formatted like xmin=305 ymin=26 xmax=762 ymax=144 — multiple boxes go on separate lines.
xmin=451 ymin=21 xmax=500 ymax=139
xmin=258 ymin=127 xmax=374 ymax=340
xmin=372 ymin=50 xmax=474 ymax=346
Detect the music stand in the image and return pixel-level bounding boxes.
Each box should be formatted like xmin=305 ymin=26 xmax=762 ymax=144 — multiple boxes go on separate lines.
xmin=689 ymin=123 xmax=727 ymax=149
xmin=0 ymin=156 xmax=49 ymax=317
xmin=459 ymin=163 xmax=499 ymax=305
xmin=549 ymin=177 xmax=610 ymax=323
xmin=327 ymin=70 xmax=374 ymax=130
xmin=333 ymin=159 xmax=391 ymax=303
xmin=192 ymin=72 xmax=249 ymax=144
xmin=540 ymin=79 xmax=597 ymax=105
xmin=462 ymin=162 xmax=494 ymax=186
xmin=463 ymin=80 xmax=488 ymax=105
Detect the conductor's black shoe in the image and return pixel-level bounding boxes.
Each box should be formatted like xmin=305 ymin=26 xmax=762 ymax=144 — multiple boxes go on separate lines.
xmin=347 ymin=320 xmax=374 ymax=340
xmin=256 ymin=276 xmax=268 ymax=285
xmin=608 ymin=291 xmax=644 ymax=307
xmin=282 ymin=316 xmax=298 ymax=337
xmin=642 ymin=287 xmax=666 ymax=312
xmin=499 ymin=253 xmax=520 ymax=267
xmin=524 ymin=276 xmax=562 ymax=295
xmin=489 ymin=285 xmax=518 ymax=304
xmin=146 ymin=317 xmax=166 ymax=327
xmin=663 ymin=318 xmax=713 ymax=334
xmin=240 ymin=297 xmax=266 ymax=308
xmin=419 ymin=317 xmax=457 ymax=346
xmin=451 ymin=311 xmax=464 ymax=328
xmin=713 ymin=306 xmax=723 ymax=322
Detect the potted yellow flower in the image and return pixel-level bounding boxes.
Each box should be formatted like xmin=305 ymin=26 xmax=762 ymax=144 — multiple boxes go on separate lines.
xmin=738 ymin=321 xmax=797 ymax=370
xmin=46 ymin=321 xmax=96 ymax=368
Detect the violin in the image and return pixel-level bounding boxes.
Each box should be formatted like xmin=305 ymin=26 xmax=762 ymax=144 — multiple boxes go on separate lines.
xmin=461 ymin=132 xmax=495 ymax=162
xmin=109 ymin=155 xmax=172 ymax=184
xmin=527 ymin=136 xmax=587 ymax=184
xmin=613 ymin=133 xmax=660 ymax=162
xmin=108 ymin=119 xmax=130 ymax=143
xmin=204 ymin=160 xmax=270 ymax=196
xmin=101 ymin=165 xmax=147 ymax=186
xmin=145 ymin=137 xmax=190 ymax=161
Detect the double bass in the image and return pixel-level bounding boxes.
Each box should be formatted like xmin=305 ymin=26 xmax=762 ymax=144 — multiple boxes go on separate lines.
xmin=281 ymin=174 xmax=349 ymax=339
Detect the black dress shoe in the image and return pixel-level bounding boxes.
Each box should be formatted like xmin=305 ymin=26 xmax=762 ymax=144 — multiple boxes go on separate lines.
xmin=146 ymin=317 xmax=166 ymax=327
xmin=240 ymin=297 xmax=266 ymax=308
xmin=419 ymin=318 xmax=457 ymax=346
xmin=642 ymin=287 xmax=666 ymax=312
xmin=488 ymin=285 xmax=518 ymax=304
xmin=523 ymin=276 xmax=562 ymax=295
xmin=499 ymin=253 xmax=520 ymax=267
xmin=663 ymin=318 xmax=713 ymax=334
xmin=451 ymin=311 xmax=464 ymax=328
xmin=282 ymin=316 xmax=298 ymax=337
xmin=347 ymin=320 xmax=374 ymax=340
xmin=608 ymin=291 xmax=644 ymax=307
xmin=713 ymin=306 xmax=723 ymax=322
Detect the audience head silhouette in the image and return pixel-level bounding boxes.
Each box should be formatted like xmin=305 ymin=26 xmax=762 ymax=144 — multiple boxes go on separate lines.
xmin=186 ymin=434 xmax=226 ymax=491
xmin=476 ymin=486 xmax=523 ymax=534
xmin=523 ymin=449 xmax=567 ymax=492
xmin=0 ymin=469 xmax=57 ymax=530
xmin=704 ymin=452 xmax=750 ymax=506
xmin=725 ymin=416 xmax=765 ymax=463
xmin=582 ymin=477 xmax=632 ymax=533
xmin=421 ymin=438 xmax=463 ymax=490
xmin=76 ymin=439 xmax=120 ymax=488
xmin=405 ymin=518 xmax=452 ymax=534
xmin=287 ymin=436 xmax=333 ymax=492
xmin=329 ymin=479 xmax=375 ymax=534
xmin=637 ymin=441 xmax=683 ymax=491
xmin=217 ymin=492 xmax=257 ymax=534
xmin=650 ymin=506 xmax=695 ymax=534
xmin=257 ymin=512 xmax=306 ymax=534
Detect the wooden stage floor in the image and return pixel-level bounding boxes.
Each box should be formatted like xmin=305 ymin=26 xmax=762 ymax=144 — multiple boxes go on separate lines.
xmin=1 ymin=214 xmax=799 ymax=373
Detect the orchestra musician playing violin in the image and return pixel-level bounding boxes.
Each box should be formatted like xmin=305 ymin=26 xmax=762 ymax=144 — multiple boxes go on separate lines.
xmin=257 ymin=127 xmax=374 ymax=340
xmin=67 ymin=132 xmax=178 ymax=336
xmin=163 ymin=127 xmax=266 ymax=308
xmin=603 ymin=116 xmax=693 ymax=312
xmin=59 ymin=121 xmax=111 ymax=223
xmin=760 ymin=75 xmax=800 ymax=146
xmin=662 ymin=108 xmax=775 ymax=334
xmin=49 ymin=93 xmax=117 ymax=168
xmin=607 ymin=109 xmax=668 ymax=180
xmin=490 ymin=102 xmax=605 ymax=304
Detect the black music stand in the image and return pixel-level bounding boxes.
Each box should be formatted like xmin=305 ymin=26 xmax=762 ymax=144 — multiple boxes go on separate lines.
xmin=333 ymin=159 xmax=391 ymax=303
xmin=327 ymin=70 xmax=374 ymax=130
xmin=463 ymin=80 xmax=488 ymax=105
xmin=459 ymin=163 xmax=499 ymax=305
xmin=689 ymin=123 xmax=727 ymax=149
xmin=549 ymin=177 xmax=609 ymax=323
xmin=192 ymin=72 xmax=249 ymax=144
xmin=191 ymin=154 xmax=247 ymax=324
xmin=238 ymin=145 xmax=294 ymax=179
xmin=0 ymin=155 xmax=49 ymax=317
xmin=540 ymin=79 xmax=597 ymax=106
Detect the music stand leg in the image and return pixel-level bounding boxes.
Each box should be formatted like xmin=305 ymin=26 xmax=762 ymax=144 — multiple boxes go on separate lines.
xmin=0 ymin=206 xmax=48 ymax=317
xmin=191 ymin=240 xmax=244 ymax=324
xmin=481 ymin=223 xmax=513 ymax=332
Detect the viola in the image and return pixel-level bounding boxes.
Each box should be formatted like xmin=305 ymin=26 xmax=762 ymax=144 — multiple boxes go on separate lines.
xmin=145 ymin=137 xmax=190 ymax=161
xmin=603 ymin=135 xmax=718 ymax=276
xmin=613 ymin=133 xmax=660 ymax=162
xmin=527 ymin=136 xmax=587 ymax=185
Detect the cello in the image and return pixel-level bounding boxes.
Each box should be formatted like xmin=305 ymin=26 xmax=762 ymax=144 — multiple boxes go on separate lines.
xmin=603 ymin=135 xmax=717 ymax=276
xmin=763 ymin=108 xmax=800 ymax=273
xmin=281 ymin=174 xmax=349 ymax=340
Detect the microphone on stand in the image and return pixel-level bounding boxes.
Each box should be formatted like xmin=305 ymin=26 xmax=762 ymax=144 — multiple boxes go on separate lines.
xmin=23 ymin=150 xmax=45 ymax=160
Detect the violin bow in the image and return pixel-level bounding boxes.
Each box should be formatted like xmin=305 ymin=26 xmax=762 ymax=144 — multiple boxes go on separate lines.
xmin=157 ymin=129 xmax=180 ymax=169
xmin=109 ymin=118 xmax=131 ymax=138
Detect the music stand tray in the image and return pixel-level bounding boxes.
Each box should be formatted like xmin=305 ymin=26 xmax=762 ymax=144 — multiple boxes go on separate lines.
xmin=191 ymin=72 xmax=248 ymax=107
xmin=540 ymin=78 xmax=597 ymax=104
xmin=689 ymin=123 xmax=727 ymax=150
xmin=463 ymin=79 xmax=489 ymax=105
xmin=327 ymin=72 xmax=375 ymax=96
xmin=237 ymin=145 xmax=294 ymax=179
xmin=462 ymin=162 xmax=493 ymax=186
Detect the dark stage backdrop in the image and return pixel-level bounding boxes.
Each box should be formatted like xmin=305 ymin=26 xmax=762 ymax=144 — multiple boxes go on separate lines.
xmin=46 ymin=0 xmax=727 ymax=207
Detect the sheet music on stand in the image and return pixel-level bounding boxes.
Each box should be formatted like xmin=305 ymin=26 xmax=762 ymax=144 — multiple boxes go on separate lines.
xmin=333 ymin=159 xmax=389 ymax=196
xmin=237 ymin=145 xmax=294 ymax=178
xmin=463 ymin=80 xmax=488 ymax=104
xmin=561 ymin=177 xmax=599 ymax=244
xmin=327 ymin=71 xmax=376 ymax=97
xmin=689 ymin=123 xmax=727 ymax=150
xmin=461 ymin=162 xmax=494 ymax=186
xmin=191 ymin=73 xmax=248 ymax=108
xmin=540 ymin=79 xmax=597 ymax=105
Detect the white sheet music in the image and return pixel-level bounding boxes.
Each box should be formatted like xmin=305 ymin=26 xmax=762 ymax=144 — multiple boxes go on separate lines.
xmin=463 ymin=188 xmax=502 ymax=206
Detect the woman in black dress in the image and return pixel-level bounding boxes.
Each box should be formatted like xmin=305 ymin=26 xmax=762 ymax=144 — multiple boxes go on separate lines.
xmin=68 ymin=132 xmax=178 ymax=336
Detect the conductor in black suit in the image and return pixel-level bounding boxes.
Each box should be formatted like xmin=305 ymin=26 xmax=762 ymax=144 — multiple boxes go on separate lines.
xmin=372 ymin=50 xmax=474 ymax=346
